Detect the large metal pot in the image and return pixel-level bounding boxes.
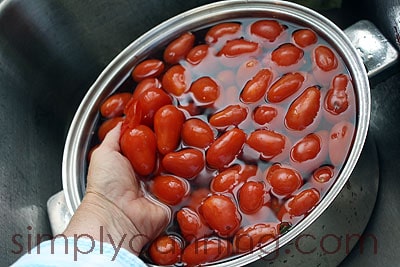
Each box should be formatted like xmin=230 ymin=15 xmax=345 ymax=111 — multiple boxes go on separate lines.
xmin=59 ymin=0 xmax=396 ymax=266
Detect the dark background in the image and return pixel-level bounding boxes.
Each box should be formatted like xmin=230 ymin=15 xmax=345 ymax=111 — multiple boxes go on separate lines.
xmin=0 ymin=0 xmax=399 ymax=266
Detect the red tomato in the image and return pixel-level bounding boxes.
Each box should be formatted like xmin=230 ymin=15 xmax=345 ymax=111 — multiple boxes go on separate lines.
xmin=329 ymin=121 xmax=354 ymax=165
xmin=266 ymin=164 xmax=303 ymax=196
xmin=149 ymin=235 xmax=182 ymax=265
xmin=233 ymin=223 xmax=277 ymax=253
xmin=288 ymin=188 xmax=320 ymax=216
xmin=246 ymin=129 xmax=286 ymax=161
xmin=217 ymin=39 xmax=259 ymax=57
xmin=238 ymin=181 xmax=266 ymax=214
xmin=292 ymin=29 xmax=317 ymax=48
xmin=181 ymin=118 xmax=214 ymax=148
xmin=250 ymin=20 xmax=286 ymax=42
xmin=100 ymin=92 xmax=132 ymax=118
xmin=206 ymin=128 xmax=246 ymax=170
xmin=253 ymin=105 xmax=277 ymax=125
xmin=131 ymin=59 xmax=164 ymax=82
xmin=186 ymin=188 xmax=211 ymax=211
xmin=314 ymin=45 xmax=338 ymax=71
xmin=210 ymin=167 xmax=241 ymax=193
xmin=162 ymin=148 xmax=205 ymax=179
xmin=162 ymin=65 xmax=189 ymax=96
xmin=177 ymin=207 xmax=212 ymax=242
xmin=266 ymin=72 xmax=305 ymax=103
xmin=131 ymin=78 xmax=162 ymax=101
xmin=154 ymin=105 xmax=185 ymax=154
xmin=209 ymin=105 xmax=248 ymax=128
xmin=190 ymin=76 xmax=220 ymax=104
xmin=186 ymin=44 xmax=209 ymax=65
xmin=120 ymin=125 xmax=156 ymax=176
xmin=97 ymin=117 xmax=124 ymax=141
xmin=285 ymin=86 xmax=321 ymax=131
xmin=199 ymin=195 xmax=241 ymax=237
xmin=271 ymin=43 xmax=304 ymax=66
xmin=152 ymin=175 xmax=188 ymax=205
xmin=324 ymin=74 xmax=349 ymax=115
xmin=290 ymin=133 xmax=321 ymax=163
xmin=313 ymin=165 xmax=335 ymax=183
xmin=240 ymin=68 xmax=273 ymax=103
xmin=205 ymin=22 xmax=242 ymax=43
xmin=137 ymin=87 xmax=172 ymax=127
xmin=164 ymin=32 xmax=195 ymax=64
xmin=182 ymin=237 xmax=232 ymax=266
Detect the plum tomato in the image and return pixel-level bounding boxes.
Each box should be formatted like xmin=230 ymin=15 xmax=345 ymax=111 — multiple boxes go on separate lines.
xmin=182 ymin=237 xmax=232 ymax=266
xmin=152 ymin=175 xmax=188 ymax=205
xmin=186 ymin=44 xmax=209 ymax=65
xmin=246 ymin=129 xmax=286 ymax=161
xmin=162 ymin=64 xmax=189 ymax=96
xmin=100 ymin=92 xmax=132 ymax=118
xmin=217 ymin=39 xmax=259 ymax=57
xmin=206 ymin=128 xmax=246 ymax=170
xmin=240 ymin=68 xmax=273 ymax=103
xmin=314 ymin=45 xmax=338 ymax=71
xmin=285 ymin=86 xmax=321 ymax=131
xmin=199 ymin=194 xmax=241 ymax=237
xmin=164 ymin=32 xmax=195 ymax=64
xmin=131 ymin=59 xmax=164 ymax=82
xmin=233 ymin=223 xmax=277 ymax=253
xmin=253 ymin=105 xmax=277 ymax=125
xmin=288 ymin=188 xmax=320 ymax=216
xmin=149 ymin=235 xmax=182 ymax=265
xmin=190 ymin=76 xmax=220 ymax=104
xmin=329 ymin=121 xmax=355 ymax=166
xmin=313 ymin=165 xmax=335 ymax=183
xmin=137 ymin=87 xmax=172 ymax=127
xmin=120 ymin=125 xmax=156 ymax=176
xmin=266 ymin=164 xmax=303 ymax=196
xmin=250 ymin=19 xmax=286 ymax=42
xmin=290 ymin=133 xmax=321 ymax=163
xmin=181 ymin=118 xmax=214 ymax=148
xmin=324 ymin=74 xmax=349 ymax=115
xmin=177 ymin=207 xmax=212 ymax=242
xmin=266 ymin=72 xmax=305 ymax=103
xmin=238 ymin=181 xmax=266 ymax=214
xmin=210 ymin=167 xmax=241 ymax=193
xmin=97 ymin=117 xmax=124 ymax=141
xmin=162 ymin=148 xmax=205 ymax=179
xmin=154 ymin=105 xmax=185 ymax=154
xmin=292 ymin=29 xmax=317 ymax=48
xmin=271 ymin=43 xmax=304 ymax=66
xmin=131 ymin=77 xmax=162 ymax=101
xmin=205 ymin=22 xmax=242 ymax=44
xmin=209 ymin=104 xmax=248 ymax=128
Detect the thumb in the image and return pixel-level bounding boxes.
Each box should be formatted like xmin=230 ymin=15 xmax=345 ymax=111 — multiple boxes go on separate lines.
xmin=100 ymin=122 xmax=122 ymax=152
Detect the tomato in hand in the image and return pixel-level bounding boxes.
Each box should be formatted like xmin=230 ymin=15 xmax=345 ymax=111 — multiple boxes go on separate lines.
xmin=205 ymin=22 xmax=242 ymax=43
xmin=240 ymin=68 xmax=273 ymax=103
xmin=190 ymin=76 xmax=220 ymax=104
xmin=238 ymin=181 xmax=266 ymax=214
xmin=250 ymin=19 xmax=286 ymax=42
xmin=182 ymin=237 xmax=232 ymax=266
xmin=206 ymin=128 xmax=246 ymax=170
xmin=209 ymin=105 xmax=248 ymax=128
xmin=314 ymin=45 xmax=338 ymax=71
xmin=246 ymin=129 xmax=286 ymax=161
xmin=149 ymin=235 xmax=182 ymax=265
xmin=152 ymin=175 xmax=189 ymax=205
xmin=266 ymin=72 xmax=305 ymax=103
xmin=266 ymin=164 xmax=303 ymax=196
xmin=233 ymin=223 xmax=277 ymax=253
xmin=288 ymin=188 xmax=320 ymax=216
xmin=137 ymin=87 xmax=172 ymax=127
xmin=177 ymin=207 xmax=212 ymax=242
xmin=285 ymin=86 xmax=320 ymax=131
xmin=131 ymin=59 xmax=164 ymax=82
xmin=100 ymin=92 xmax=131 ymax=118
xmin=199 ymin=194 xmax=241 ymax=237
xmin=290 ymin=133 xmax=321 ymax=163
xmin=217 ymin=39 xmax=259 ymax=57
xmin=154 ymin=105 xmax=185 ymax=154
xmin=292 ymin=29 xmax=317 ymax=48
xmin=162 ymin=148 xmax=205 ymax=179
xmin=186 ymin=44 xmax=209 ymax=65
xmin=97 ymin=117 xmax=124 ymax=141
xmin=120 ymin=124 xmax=156 ymax=176
xmin=162 ymin=65 xmax=190 ymax=96
xmin=271 ymin=43 xmax=304 ymax=66
xmin=181 ymin=118 xmax=214 ymax=148
xmin=253 ymin=105 xmax=277 ymax=125
xmin=164 ymin=32 xmax=195 ymax=64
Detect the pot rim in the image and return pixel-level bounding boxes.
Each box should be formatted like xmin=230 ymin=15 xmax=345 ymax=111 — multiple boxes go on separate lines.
xmin=62 ymin=0 xmax=370 ymax=266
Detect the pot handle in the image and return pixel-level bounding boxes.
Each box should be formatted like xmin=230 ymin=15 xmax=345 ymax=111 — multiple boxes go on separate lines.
xmin=47 ymin=190 xmax=72 ymax=235
xmin=344 ymin=20 xmax=399 ymax=79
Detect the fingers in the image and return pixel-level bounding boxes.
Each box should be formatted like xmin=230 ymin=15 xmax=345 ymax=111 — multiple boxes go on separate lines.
xmin=100 ymin=122 xmax=122 ymax=152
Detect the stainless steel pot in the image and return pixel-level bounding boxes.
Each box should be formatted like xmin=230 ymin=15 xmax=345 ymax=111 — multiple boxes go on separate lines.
xmin=57 ymin=0 xmax=397 ymax=266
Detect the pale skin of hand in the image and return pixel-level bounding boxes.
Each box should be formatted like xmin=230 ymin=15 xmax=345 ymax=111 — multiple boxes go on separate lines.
xmin=63 ymin=123 xmax=170 ymax=255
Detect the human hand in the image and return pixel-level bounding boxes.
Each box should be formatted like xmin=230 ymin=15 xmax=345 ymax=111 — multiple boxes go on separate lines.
xmin=64 ymin=123 xmax=170 ymax=255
